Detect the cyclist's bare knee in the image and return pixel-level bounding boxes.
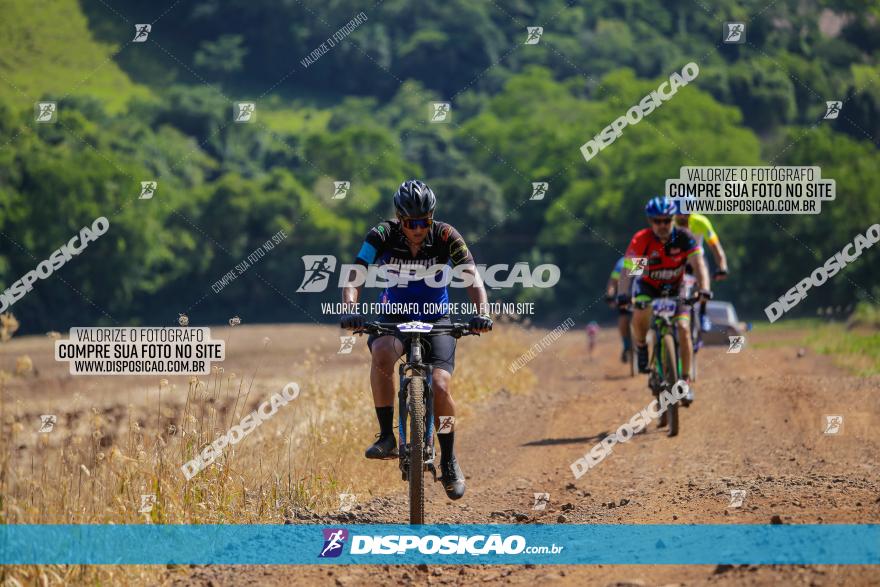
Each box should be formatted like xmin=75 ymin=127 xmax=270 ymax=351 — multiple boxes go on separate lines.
xmin=432 ymin=368 xmax=451 ymax=394
xmin=371 ymin=336 xmax=403 ymax=373
xmin=676 ymin=321 xmax=691 ymax=341
xmin=632 ymin=308 xmax=650 ymax=342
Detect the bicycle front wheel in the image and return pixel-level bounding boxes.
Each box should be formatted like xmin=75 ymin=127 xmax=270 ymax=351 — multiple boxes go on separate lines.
xmin=408 ymin=376 xmax=426 ymax=524
xmin=662 ymin=333 xmax=679 ymax=437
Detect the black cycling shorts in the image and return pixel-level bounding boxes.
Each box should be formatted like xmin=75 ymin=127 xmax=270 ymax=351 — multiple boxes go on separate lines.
xmin=367 ymin=315 xmax=457 ymax=374
xmin=633 ymin=279 xmax=692 ymax=319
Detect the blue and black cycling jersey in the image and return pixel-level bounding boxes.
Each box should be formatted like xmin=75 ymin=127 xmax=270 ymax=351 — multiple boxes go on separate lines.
xmin=610 ymin=256 xmax=625 ymax=280
xmin=354 ymin=219 xmax=474 ymax=321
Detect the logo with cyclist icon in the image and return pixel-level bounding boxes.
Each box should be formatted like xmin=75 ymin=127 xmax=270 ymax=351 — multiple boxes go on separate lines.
xmin=524 ymin=27 xmax=543 ymax=45
xmin=629 ymin=257 xmax=647 ymax=276
xmin=530 ymin=182 xmax=548 ymax=200
xmin=337 ymin=336 xmax=356 ymax=354
xmin=39 ymin=415 xmax=57 ymax=433
xmin=297 ymin=255 xmax=337 ymax=292
xmin=823 ymin=415 xmax=843 ymax=435
xmin=319 ymin=528 xmax=349 ymax=558
xmin=727 ymin=336 xmax=745 ymax=353
xmin=332 ymin=181 xmax=350 ymax=199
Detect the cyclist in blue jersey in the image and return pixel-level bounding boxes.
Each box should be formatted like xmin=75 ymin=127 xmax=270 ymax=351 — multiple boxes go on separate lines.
xmin=340 ymin=180 xmax=492 ymax=500
xmin=605 ymin=256 xmax=633 ymax=363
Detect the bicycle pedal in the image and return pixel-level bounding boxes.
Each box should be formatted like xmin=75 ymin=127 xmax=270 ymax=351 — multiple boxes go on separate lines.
xmin=427 ymin=463 xmax=438 ymax=483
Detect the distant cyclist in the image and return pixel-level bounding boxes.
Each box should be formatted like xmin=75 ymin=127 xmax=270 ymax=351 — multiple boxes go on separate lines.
xmin=606 ymin=257 xmax=632 ymax=363
xmin=617 ymin=196 xmax=712 ymax=405
xmin=585 ymin=321 xmax=599 ymax=361
xmin=339 ymin=180 xmax=492 ymax=501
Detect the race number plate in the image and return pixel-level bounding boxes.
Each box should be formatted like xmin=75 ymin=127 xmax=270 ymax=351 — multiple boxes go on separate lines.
xmin=652 ymin=298 xmax=677 ymax=318
xmin=396 ymin=321 xmax=434 ymax=333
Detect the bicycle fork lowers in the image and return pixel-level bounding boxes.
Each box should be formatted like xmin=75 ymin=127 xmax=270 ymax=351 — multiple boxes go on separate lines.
xmin=397 ymin=335 xmax=437 ymax=484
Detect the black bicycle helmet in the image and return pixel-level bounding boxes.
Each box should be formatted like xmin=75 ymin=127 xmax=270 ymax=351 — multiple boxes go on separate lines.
xmin=393 ymin=180 xmax=436 ymax=217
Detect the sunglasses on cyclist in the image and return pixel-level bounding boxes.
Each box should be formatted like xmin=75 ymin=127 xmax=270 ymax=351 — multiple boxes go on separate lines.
xmin=651 ymin=217 xmax=672 ymax=225
xmin=400 ymin=216 xmax=433 ymax=229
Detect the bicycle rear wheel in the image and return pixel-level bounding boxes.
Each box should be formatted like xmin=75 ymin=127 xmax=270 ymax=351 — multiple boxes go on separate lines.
xmin=662 ymin=333 xmax=679 ymax=437
xmin=408 ymin=376 xmax=426 ymax=524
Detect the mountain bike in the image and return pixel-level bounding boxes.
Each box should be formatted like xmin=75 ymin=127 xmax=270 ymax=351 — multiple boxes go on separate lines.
xmin=635 ymin=295 xmax=699 ymax=437
xmin=354 ymin=321 xmax=478 ymax=524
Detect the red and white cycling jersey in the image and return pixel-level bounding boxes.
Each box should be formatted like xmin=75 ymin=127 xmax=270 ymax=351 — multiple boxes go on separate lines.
xmin=624 ymin=227 xmax=701 ymax=288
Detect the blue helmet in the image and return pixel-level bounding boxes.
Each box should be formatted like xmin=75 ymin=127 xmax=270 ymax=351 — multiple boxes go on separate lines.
xmin=645 ymin=196 xmax=677 ymax=218
xmin=674 ymin=198 xmax=693 ymax=216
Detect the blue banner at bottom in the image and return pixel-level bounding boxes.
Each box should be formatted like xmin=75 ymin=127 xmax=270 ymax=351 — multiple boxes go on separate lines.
xmin=0 ymin=524 xmax=878 ymax=565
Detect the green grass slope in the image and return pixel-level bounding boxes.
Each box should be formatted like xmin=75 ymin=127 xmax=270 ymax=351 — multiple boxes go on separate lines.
xmin=0 ymin=0 xmax=150 ymax=113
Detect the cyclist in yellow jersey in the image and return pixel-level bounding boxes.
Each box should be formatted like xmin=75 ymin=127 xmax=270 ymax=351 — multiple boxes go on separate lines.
xmin=674 ymin=209 xmax=729 ymax=333
xmin=674 ymin=212 xmax=729 ymax=280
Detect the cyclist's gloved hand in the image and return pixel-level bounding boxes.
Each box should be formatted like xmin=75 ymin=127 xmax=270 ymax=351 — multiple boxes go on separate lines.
xmin=698 ymin=289 xmax=713 ymax=302
xmin=469 ymin=314 xmax=493 ymax=333
xmin=340 ymin=313 xmax=365 ymax=330
xmin=713 ymin=269 xmax=729 ymax=281
xmin=616 ymin=294 xmax=631 ymax=309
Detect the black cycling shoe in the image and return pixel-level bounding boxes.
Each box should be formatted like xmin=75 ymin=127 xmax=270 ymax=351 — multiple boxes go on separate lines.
xmin=636 ymin=344 xmax=650 ymax=373
xmin=621 ymin=347 xmax=631 ymax=364
xmin=365 ymin=434 xmax=398 ymax=460
xmin=440 ymin=456 xmax=466 ymax=500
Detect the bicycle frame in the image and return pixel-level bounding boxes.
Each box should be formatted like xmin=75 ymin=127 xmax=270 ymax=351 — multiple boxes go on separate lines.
xmin=648 ymin=298 xmax=681 ymax=392
xmin=642 ymin=294 xmax=701 ymax=391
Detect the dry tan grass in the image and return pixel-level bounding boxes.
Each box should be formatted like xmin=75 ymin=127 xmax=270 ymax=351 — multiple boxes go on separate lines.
xmin=0 ymin=314 xmax=536 ymax=586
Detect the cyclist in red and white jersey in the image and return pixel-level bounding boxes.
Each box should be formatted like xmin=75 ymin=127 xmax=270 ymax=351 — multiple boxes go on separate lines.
xmin=617 ymin=196 xmax=712 ymax=405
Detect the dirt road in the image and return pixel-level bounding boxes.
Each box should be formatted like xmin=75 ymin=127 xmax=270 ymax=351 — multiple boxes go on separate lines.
xmin=172 ymin=325 xmax=879 ymax=586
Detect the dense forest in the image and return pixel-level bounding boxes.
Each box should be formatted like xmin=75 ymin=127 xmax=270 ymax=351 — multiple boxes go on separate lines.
xmin=1 ymin=0 xmax=879 ymax=332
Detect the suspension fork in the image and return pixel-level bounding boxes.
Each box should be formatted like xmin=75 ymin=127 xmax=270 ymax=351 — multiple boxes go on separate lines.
xmin=397 ymin=335 xmax=436 ymax=470
xmin=397 ymin=363 xmax=409 ymax=454
xmin=396 ymin=365 xmax=434 ymax=451
xmin=398 ymin=335 xmax=419 ymax=448
xmin=425 ymin=369 xmax=435 ymax=460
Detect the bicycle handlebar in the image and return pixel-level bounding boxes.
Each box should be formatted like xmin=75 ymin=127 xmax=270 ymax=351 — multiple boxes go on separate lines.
xmin=625 ymin=294 xmax=707 ymax=310
xmin=353 ymin=321 xmax=480 ymax=339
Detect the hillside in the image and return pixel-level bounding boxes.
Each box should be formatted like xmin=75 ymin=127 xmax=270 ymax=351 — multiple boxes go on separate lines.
xmin=0 ymin=0 xmax=150 ymax=112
